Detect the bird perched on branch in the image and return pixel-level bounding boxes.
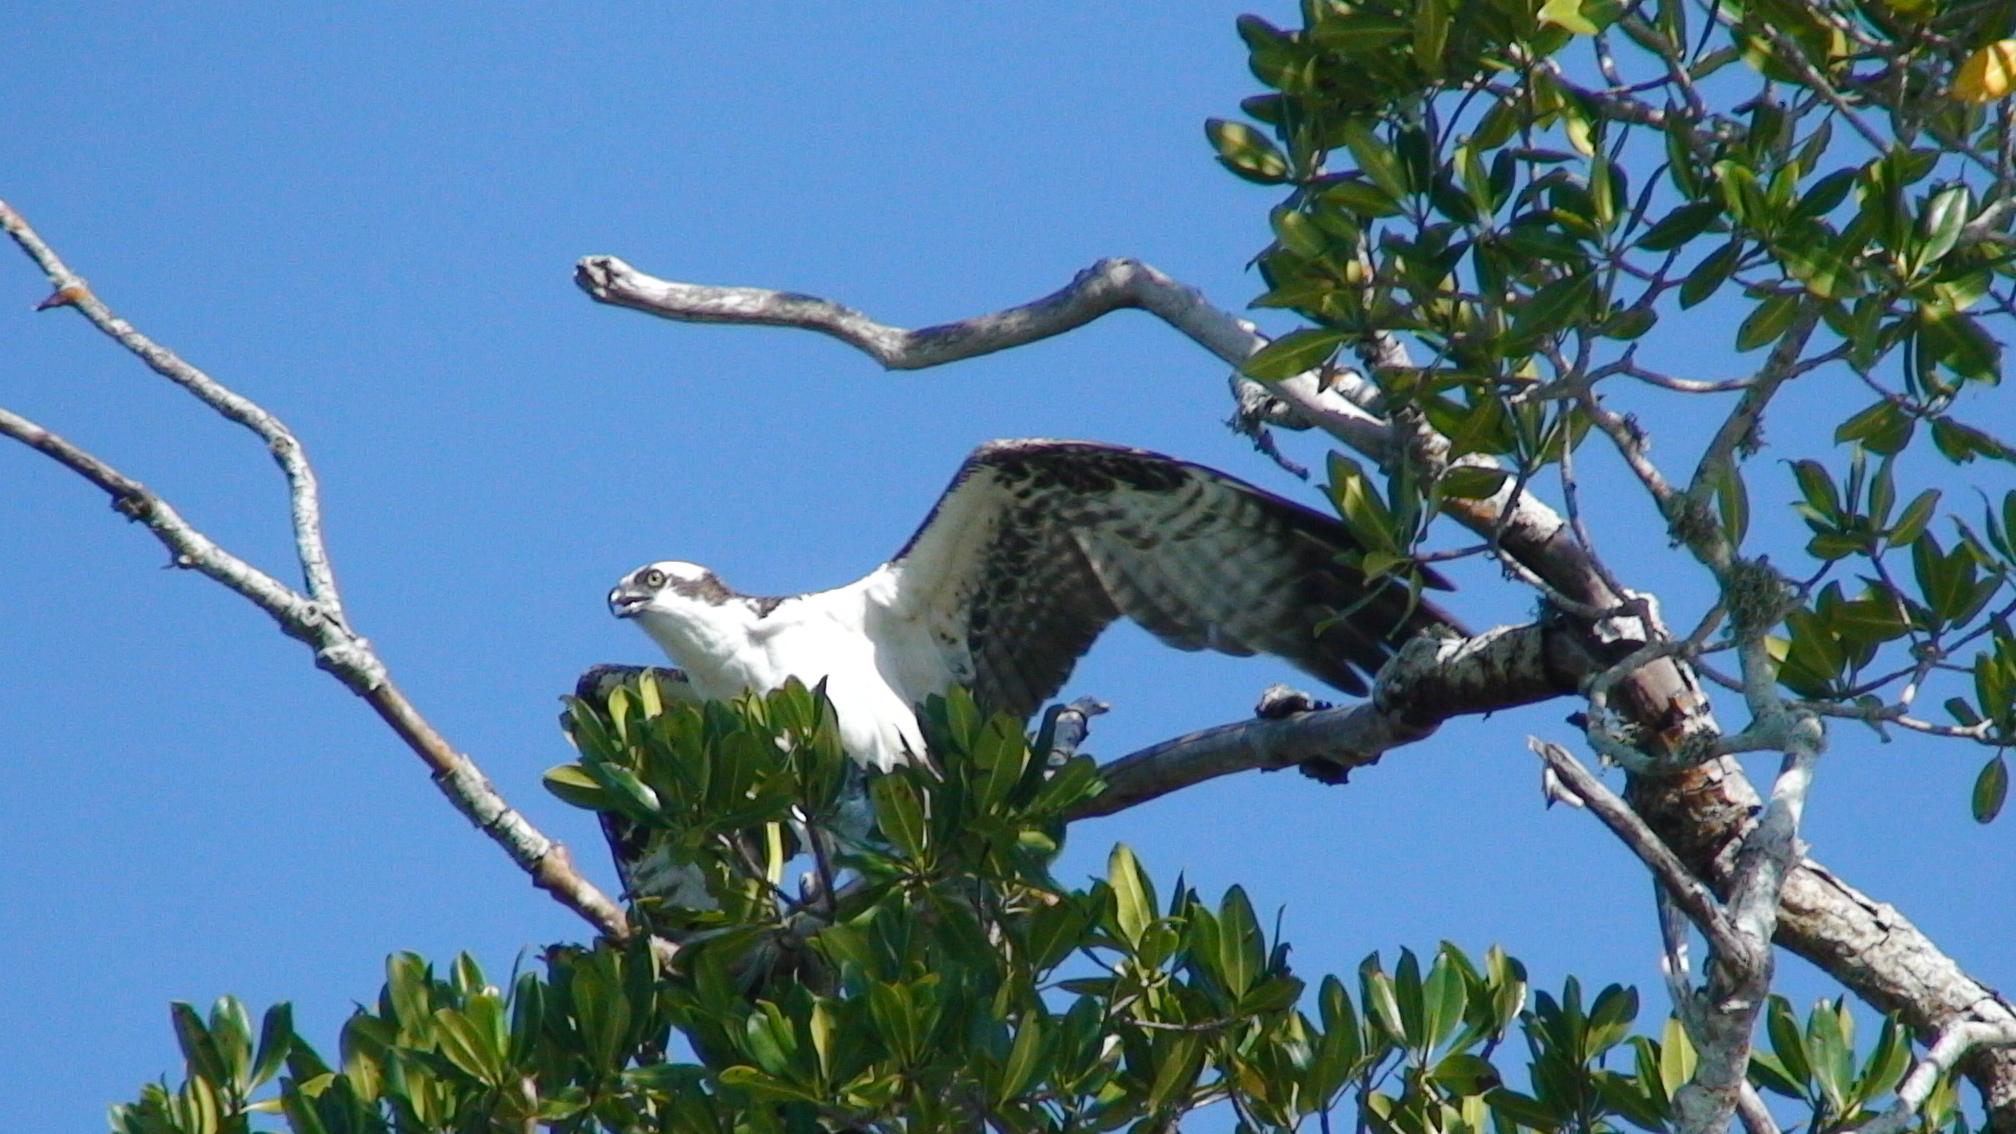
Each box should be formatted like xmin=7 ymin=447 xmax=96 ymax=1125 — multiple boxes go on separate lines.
xmin=608 ymin=439 xmax=1458 ymax=772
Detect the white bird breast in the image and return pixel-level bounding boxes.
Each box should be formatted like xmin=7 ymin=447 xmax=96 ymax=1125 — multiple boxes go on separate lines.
xmin=735 ymin=567 xmax=955 ymax=772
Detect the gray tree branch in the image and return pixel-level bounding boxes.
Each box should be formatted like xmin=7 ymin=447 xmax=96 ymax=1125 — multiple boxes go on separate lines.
xmin=2 ymin=201 xmax=643 ymax=955
xmin=3 ymin=201 xmax=347 ymax=623
xmin=576 ymin=618 xmax=1598 ymax=823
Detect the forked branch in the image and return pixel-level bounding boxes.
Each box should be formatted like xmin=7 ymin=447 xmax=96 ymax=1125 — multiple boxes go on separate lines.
xmin=1 ymin=201 xmax=639 ymax=953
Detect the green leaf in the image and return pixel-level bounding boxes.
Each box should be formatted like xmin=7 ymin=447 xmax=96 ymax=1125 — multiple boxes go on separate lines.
xmin=1660 ymin=1016 xmax=1696 ymax=1094
xmin=1807 ymin=999 xmax=1853 ymax=1112
xmin=1860 ymin=1016 xmax=1914 ymax=1099
xmin=1205 ymin=119 xmax=1290 ymax=184
xmin=869 ymin=775 xmax=929 ymax=860
xmin=717 ymin=1065 xmax=824 ymax=1104
xmin=1920 ymin=307 xmax=2002 ymax=384
xmin=1778 ymin=221 xmax=1856 ymax=299
xmin=1794 ymin=168 xmax=1858 ymax=219
xmin=1341 ymin=119 xmax=1409 ymax=199
xmin=1735 ymin=292 xmax=1800 ymax=352
xmin=1765 ymin=996 xmax=1813 ymax=1091
xmin=1831 ymin=597 xmax=1908 ymax=644
xmin=1108 ymin=844 xmax=1155 ymax=947
xmin=207 ymin=997 xmax=253 ymax=1090
xmin=1791 ymin=459 xmax=1839 ymax=519
xmin=434 ymin=1006 xmax=503 ymax=1085
xmin=250 ymin=1003 xmax=294 ymax=1090
xmin=171 ymin=1003 xmax=229 ymax=1087
xmin=1680 ymin=239 xmax=1743 ymax=308
xmin=1413 ymin=0 xmax=1450 ymax=73
xmin=1933 ymin=417 xmax=2014 ymax=463
xmin=1241 ymin=327 xmax=1350 ymax=382
xmin=1320 ymin=177 xmax=1405 ymax=217
xmin=1361 ymin=960 xmax=1407 ymax=1044
xmin=279 ymin=1081 xmax=333 ymax=1134
xmin=1393 ymin=949 xmax=1426 ymax=1049
xmin=997 ymin=1012 xmax=1048 ymax=1104
xmin=1587 ymin=983 xmax=1640 ymax=1054
xmin=1439 ymin=465 xmax=1511 ymax=500
xmin=1486 ymin=1088 xmax=1560 ymax=1128
xmin=1715 ymin=464 xmax=1750 ymax=546
xmin=1326 ymin=452 xmax=1399 ymax=553
xmin=1539 ymin=0 xmax=1600 ymax=36
xmin=1888 ymin=489 xmax=1941 ymax=547
xmin=1217 ymin=886 xmax=1264 ymax=1001
xmin=1023 ymin=896 xmax=1091 ymax=974
xmin=1511 ymin=273 xmax=1597 ymax=345
xmin=1421 ymin=952 xmax=1468 ymax=1049
xmin=1918 ymin=185 xmax=1972 ymax=269
xmin=742 ymin=1005 xmax=797 ymax=1078
xmin=1835 ymin=400 xmax=1915 ymax=455
xmin=579 ymin=759 xmax=661 ymax=821
xmin=1432 ymin=1052 xmax=1502 ymax=1095
xmin=1636 ymin=201 xmax=1722 ymax=251
xmin=1975 ymin=756 xmax=2008 ymax=823
xmin=1146 ymin=1033 xmax=1204 ymax=1113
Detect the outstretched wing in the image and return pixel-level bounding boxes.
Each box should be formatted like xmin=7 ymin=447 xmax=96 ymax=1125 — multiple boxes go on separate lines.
xmin=886 ymin=439 xmax=1457 ymax=721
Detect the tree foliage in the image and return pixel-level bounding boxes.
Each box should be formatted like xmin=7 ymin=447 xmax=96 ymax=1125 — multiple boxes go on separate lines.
xmin=1214 ymin=0 xmax=2016 ymax=812
xmin=112 ymin=680 xmax=1966 ymax=1133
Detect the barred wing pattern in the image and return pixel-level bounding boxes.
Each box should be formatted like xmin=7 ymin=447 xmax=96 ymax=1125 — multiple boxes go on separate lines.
xmin=889 ymin=440 xmax=1457 ymax=722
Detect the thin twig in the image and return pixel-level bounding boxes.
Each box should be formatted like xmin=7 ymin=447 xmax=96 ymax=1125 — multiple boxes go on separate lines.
xmin=2 ymin=199 xmax=347 ymax=623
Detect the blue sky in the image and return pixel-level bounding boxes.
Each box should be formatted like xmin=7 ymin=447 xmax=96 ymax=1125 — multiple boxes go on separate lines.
xmin=3 ymin=6 xmax=2010 ymax=1128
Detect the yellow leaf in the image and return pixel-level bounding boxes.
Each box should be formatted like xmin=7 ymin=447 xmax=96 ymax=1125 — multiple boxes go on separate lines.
xmin=1539 ymin=0 xmax=1597 ymax=35
xmin=1953 ymin=40 xmax=2016 ymax=103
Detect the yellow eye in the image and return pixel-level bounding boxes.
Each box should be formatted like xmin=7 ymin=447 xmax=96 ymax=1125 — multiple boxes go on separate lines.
xmin=640 ymin=568 xmax=668 ymax=590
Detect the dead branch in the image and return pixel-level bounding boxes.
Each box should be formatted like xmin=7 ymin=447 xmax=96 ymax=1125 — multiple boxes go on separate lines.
xmin=1 ymin=200 xmax=644 ymax=954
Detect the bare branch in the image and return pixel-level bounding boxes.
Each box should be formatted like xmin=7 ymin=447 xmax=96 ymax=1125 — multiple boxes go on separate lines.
xmin=1735 ymin=1084 xmax=1782 ymax=1134
xmin=1531 ymin=739 xmax=1748 ymax=963
xmin=1078 ymin=621 xmax=1596 ymax=818
xmin=0 ymin=405 xmax=318 ymax=638
xmin=2 ymin=207 xmax=643 ymax=954
xmin=1539 ymin=735 xmax=1787 ymax=1134
xmin=1683 ymin=300 xmax=1821 ymax=570
xmin=2 ymin=200 xmax=347 ymax=623
xmin=576 ymin=253 xmax=1406 ymax=461
xmin=1864 ymin=1019 xmax=2016 ymax=1134
xmin=580 ymin=253 xmax=1243 ymax=371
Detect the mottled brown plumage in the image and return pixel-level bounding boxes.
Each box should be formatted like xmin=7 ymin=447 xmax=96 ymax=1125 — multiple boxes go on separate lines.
xmin=889 ymin=440 xmax=1458 ymax=723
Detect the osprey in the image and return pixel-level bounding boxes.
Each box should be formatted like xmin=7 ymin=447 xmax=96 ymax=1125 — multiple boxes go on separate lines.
xmin=608 ymin=439 xmax=1456 ymax=772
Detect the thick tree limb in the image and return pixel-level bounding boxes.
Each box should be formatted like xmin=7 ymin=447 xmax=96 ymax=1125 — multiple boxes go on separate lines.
xmin=578 ymin=255 xmax=2016 ymax=1124
xmin=2 ymin=202 xmax=641 ymax=954
xmin=579 ymin=620 xmax=1597 ymax=824
xmin=577 ymin=253 xmax=1395 ymax=461
xmin=1078 ymin=621 xmax=1593 ymax=817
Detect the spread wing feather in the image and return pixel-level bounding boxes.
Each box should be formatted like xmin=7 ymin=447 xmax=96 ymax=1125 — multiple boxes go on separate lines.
xmin=888 ymin=440 xmax=1457 ymax=721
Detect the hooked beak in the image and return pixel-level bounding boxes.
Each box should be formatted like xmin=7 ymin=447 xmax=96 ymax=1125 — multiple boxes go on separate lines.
xmin=608 ymin=587 xmax=647 ymax=619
